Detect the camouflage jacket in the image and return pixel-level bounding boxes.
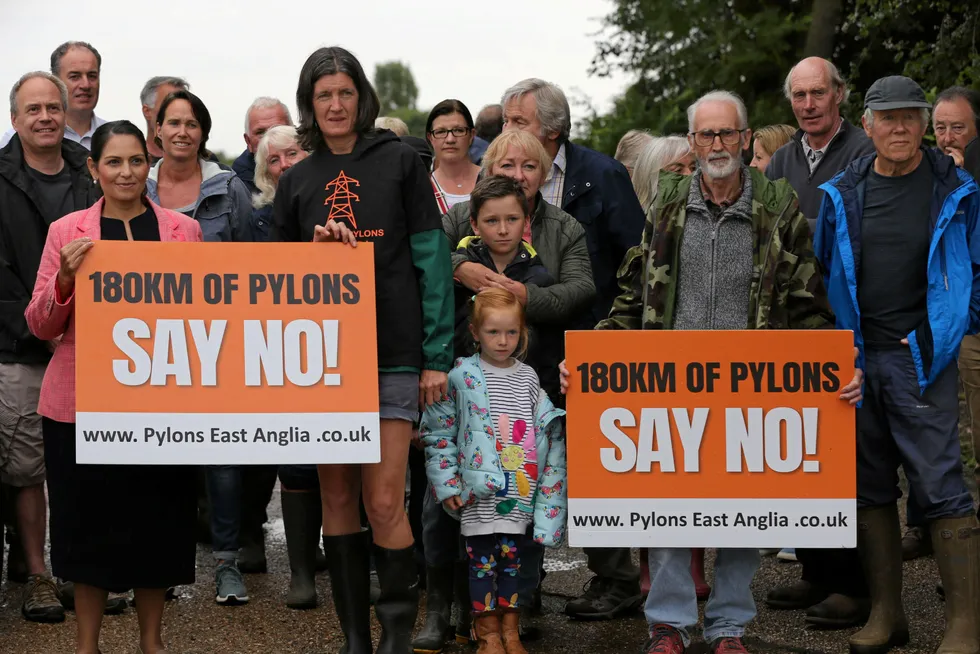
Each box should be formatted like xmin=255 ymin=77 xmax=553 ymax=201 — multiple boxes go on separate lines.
xmin=597 ymin=167 xmax=833 ymax=331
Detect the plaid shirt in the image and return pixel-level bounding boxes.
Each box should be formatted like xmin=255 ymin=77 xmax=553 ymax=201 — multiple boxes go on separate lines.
xmin=540 ymin=143 xmax=567 ymax=208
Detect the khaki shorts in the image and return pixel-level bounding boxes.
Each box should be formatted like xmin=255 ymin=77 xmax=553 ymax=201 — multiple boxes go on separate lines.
xmin=0 ymin=362 xmax=46 ymax=487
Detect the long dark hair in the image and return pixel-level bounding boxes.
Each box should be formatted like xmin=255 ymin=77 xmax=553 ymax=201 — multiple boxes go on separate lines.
xmin=425 ymin=99 xmax=474 ymax=135
xmin=90 ymin=120 xmax=149 ymax=162
xmin=155 ymin=90 xmax=213 ymax=159
xmin=295 ymin=46 xmax=381 ymax=152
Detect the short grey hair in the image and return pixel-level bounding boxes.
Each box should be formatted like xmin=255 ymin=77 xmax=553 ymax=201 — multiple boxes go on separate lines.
xmin=245 ymin=97 xmax=292 ymax=133
xmin=9 ymin=71 xmax=68 ymax=117
xmin=632 ymin=136 xmax=691 ymax=212
xmin=254 ymin=125 xmax=304 ymax=209
xmin=50 ymin=41 xmax=101 ymax=77
xmin=375 ymin=116 xmax=409 ymax=136
xmin=140 ymin=76 xmax=189 ymax=109
xmin=614 ymin=129 xmax=654 ymax=172
xmin=501 ymin=78 xmax=571 ymax=143
xmin=783 ymin=58 xmax=850 ymax=104
xmin=863 ymin=107 xmax=931 ymax=128
xmin=687 ymin=90 xmax=749 ymax=133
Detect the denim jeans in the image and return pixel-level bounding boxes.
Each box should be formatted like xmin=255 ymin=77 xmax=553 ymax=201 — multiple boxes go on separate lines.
xmin=422 ymin=488 xmax=462 ymax=567
xmin=207 ymin=465 xmax=241 ymax=562
xmin=644 ymin=547 xmax=760 ymax=645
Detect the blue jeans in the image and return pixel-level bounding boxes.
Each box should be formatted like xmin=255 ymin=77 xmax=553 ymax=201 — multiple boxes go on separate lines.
xmin=422 ymin=488 xmax=462 ymax=567
xmin=207 ymin=465 xmax=241 ymax=562
xmin=858 ymin=349 xmax=974 ymax=519
xmin=644 ymin=547 xmax=760 ymax=646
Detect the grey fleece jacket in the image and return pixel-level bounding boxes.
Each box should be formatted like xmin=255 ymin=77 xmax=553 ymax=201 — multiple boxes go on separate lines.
xmin=673 ymin=167 xmax=754 ymax=330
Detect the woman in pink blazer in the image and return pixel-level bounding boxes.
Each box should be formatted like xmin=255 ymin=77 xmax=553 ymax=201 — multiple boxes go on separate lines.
xmin=26 ymin=121 xmax=202 ymax=654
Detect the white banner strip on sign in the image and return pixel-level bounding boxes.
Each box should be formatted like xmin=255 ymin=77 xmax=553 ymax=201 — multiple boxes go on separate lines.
xmin=75 ymin=412 xmax=381 ymax=465
xmin=568 ymin=498 xmax=855 ymax=548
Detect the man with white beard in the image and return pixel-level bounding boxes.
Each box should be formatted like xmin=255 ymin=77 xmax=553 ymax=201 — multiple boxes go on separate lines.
xmin=570 ymin=89 xmax=857 ymax=654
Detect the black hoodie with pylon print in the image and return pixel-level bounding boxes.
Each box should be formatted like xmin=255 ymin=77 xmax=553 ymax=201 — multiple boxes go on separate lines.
xmin=270 ymin=129 xmax=454 ymax=373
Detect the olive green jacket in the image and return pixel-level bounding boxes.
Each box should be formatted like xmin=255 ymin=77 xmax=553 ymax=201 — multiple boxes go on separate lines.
xmin=597 ymin=167 xmax=833 ymax=331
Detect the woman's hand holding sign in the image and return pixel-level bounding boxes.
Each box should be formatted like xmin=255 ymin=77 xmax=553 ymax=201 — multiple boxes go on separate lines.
xmin=313 ymin=219 xmax=357 ymax=247
xmin=57 ymin=237 xmax=94 ymax=299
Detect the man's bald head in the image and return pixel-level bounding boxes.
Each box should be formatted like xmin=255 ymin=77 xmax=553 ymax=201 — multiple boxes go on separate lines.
xmin=784 ymin=57 xmax=849 ymax=142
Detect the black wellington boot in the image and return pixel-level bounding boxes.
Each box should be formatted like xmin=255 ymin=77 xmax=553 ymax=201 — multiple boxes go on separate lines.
xmin=323 ymin=531 xmax=373 ymax=654
xmin=411 ymin=563 xmax=454 ymax=653
xmin=282 ymin=491 xmax=321 ymax=609
xmin=374 ymin=544 xmax=421 ymax=654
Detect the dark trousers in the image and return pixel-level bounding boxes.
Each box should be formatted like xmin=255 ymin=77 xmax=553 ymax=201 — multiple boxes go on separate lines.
xmin=584 ymin=547 xmax=640 ymax=584
xmin=467 ymin=533 xmax=527 ymax=613
xmin=857 ymin=348 xmax=974 ymax=518
xmin=797 ymin=548 xmax=868 ymax=597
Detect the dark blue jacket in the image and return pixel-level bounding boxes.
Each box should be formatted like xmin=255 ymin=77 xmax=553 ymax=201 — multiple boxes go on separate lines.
xmin=814 ymin=148 xmax=980 ymax=393
xmin=561 ymin=141 xmax=646 ymax=327
xmin=232 ymin=149 xmax=257 ymax=195
xmin=468 ymin=136 xmax=489 ymax=165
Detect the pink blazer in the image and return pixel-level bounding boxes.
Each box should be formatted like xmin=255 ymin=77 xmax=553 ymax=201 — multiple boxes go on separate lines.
xmin=25 ymin=198 xmax=204 ymax=423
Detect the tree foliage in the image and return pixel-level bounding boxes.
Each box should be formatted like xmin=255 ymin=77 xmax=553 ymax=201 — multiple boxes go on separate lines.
xmin=374 ymin=61 xmax=420 ymax=114
xmin=578 ymin=0 xmax=980 ymax=154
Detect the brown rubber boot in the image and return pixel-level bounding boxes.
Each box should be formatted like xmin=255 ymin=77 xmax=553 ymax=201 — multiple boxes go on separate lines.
xmin=930 ymin=518 xmax=980 ymax=654
xmin=848 ymin=504 xmax=909 ymax=654
xmin=474 ymin=612 xmax=505 ymax=654
xmin=500 ymin=611 xmax=528 ymax=654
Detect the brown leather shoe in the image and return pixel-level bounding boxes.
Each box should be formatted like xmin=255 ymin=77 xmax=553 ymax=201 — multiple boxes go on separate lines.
xmin=805 ymin=593 xmax=871 ymax=629
xmin=474 ymin=612 xmax=505 ymax=654
xmin=500 ymin=611 xmax=528 ymax=654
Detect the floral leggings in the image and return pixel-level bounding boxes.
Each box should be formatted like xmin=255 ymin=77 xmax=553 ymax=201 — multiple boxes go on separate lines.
xmin=466 ymin=533 xmax=527 ymax=614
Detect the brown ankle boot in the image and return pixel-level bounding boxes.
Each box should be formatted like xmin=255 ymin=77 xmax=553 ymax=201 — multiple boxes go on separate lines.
xmin=501 ymin=611 xmax=528 ymax=654
xmin=930 ymin=518 xmax=980 ymax=654
xmin=848 ymin=504 xmax=909 ymax=654
xmin=474 ymin=612 xmax=505 ymax=654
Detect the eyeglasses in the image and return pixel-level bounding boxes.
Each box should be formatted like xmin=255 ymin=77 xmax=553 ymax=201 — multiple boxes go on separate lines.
xmin=690 ymin=129 xmax=746 ymax=147
xmin=429 ymin=127 xmax=471 ymax=139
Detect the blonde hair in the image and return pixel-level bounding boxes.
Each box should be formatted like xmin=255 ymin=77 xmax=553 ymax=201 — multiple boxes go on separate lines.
xmin=753 ymin=124 xmax=796 ymax=160
xmin=375 ymin=116 xmax=409 ymax=136
xmin=614 ymin=129 xmax=654 ymax=172
xmin=632 ymin=136 xmax=691 ymax=212
xmin=480 ymin=130 xmax=553 ymax=180
xmin=470 ymin=288 xmax=529 ymax=360
xmin=253 ymin=125 xmax=304 ymax=209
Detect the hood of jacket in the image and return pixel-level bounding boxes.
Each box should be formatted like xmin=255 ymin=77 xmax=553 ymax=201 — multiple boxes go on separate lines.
xmin=146 ymin=159 xmax=236 ymax=211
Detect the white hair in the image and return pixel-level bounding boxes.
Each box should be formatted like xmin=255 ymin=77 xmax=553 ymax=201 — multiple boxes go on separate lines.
xmin=687 ymin=90 xmax=749 ymax=133
xmin=863 ymin=107 xmax=931 ymax=128
xmin=253 ymin=125 xmax=304 ymax=209
xmin=245 ymin=97 xmax=292 ymax=133
xmin=375 ymin=116 xmax=409 ymax=136
xmin=501 ymin=78 xmax=571 ymax=143
xmin=784 ymin=58 xmax=850 ymax=104
xmin=632 ymin=136 xmax=692 ymax=212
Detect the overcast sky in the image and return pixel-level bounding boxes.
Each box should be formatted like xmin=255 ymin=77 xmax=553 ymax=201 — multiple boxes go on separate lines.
xmin=1 ymin=0 xmax=631 ymax=156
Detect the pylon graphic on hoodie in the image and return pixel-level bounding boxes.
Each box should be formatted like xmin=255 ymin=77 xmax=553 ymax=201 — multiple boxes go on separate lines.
xmin=324 ymin=170 xmax=361 ymax=228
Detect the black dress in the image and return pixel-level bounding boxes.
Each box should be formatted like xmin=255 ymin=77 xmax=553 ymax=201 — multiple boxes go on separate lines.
xmin=43 ymin=208 xmax=197 ymax=592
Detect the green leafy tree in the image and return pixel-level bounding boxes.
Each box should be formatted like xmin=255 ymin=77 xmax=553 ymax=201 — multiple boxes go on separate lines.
xmin=579 ymin=0 xmax=980 ymax=155
xmin=374 ymin=61 xmax=420 ymax=113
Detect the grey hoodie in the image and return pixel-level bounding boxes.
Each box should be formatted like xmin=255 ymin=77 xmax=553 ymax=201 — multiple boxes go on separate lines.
xmin=672 ymin=167 xmax=755 ymax=331
xmin=146 ymin=159 xmax=254 ymax=242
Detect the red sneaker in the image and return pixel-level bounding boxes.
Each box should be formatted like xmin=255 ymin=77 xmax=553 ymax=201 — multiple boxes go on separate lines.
xmin=645 ymin=624 xmax=685 ymax=653
xmin=713 ymin=637 xmax=749 ymax=653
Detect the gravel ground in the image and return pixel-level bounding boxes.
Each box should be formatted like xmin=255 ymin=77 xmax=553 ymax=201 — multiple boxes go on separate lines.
xmin=1 ymin=429 xmax=975 ymax=654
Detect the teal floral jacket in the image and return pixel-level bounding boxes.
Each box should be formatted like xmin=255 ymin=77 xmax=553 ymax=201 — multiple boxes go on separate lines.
xmin=420 ymin=355 xmax=568 ymax=547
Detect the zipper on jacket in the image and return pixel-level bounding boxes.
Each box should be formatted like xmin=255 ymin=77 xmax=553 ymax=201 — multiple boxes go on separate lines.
xmin=708 ymin=216 xmax=729 ymax=328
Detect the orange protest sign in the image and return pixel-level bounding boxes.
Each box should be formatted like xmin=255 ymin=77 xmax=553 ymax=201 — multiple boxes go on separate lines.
xmin=565 ymin=330 xmax=856 ymax=548
xmin=74 ymin=242 xmax=379 ymax=465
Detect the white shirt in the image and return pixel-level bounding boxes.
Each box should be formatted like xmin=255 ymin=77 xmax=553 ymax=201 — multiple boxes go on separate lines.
xmin=540 ymin=143 xmax=567 ymax=208
xmin=0 ymin=114 xmax=107 ymax=151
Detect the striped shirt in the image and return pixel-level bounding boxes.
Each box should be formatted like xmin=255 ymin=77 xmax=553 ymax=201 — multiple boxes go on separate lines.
xmin=540 ymin=143 xmax=567 ymax=209
xmin=461 ymin=358 xmax=545 ymax=537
